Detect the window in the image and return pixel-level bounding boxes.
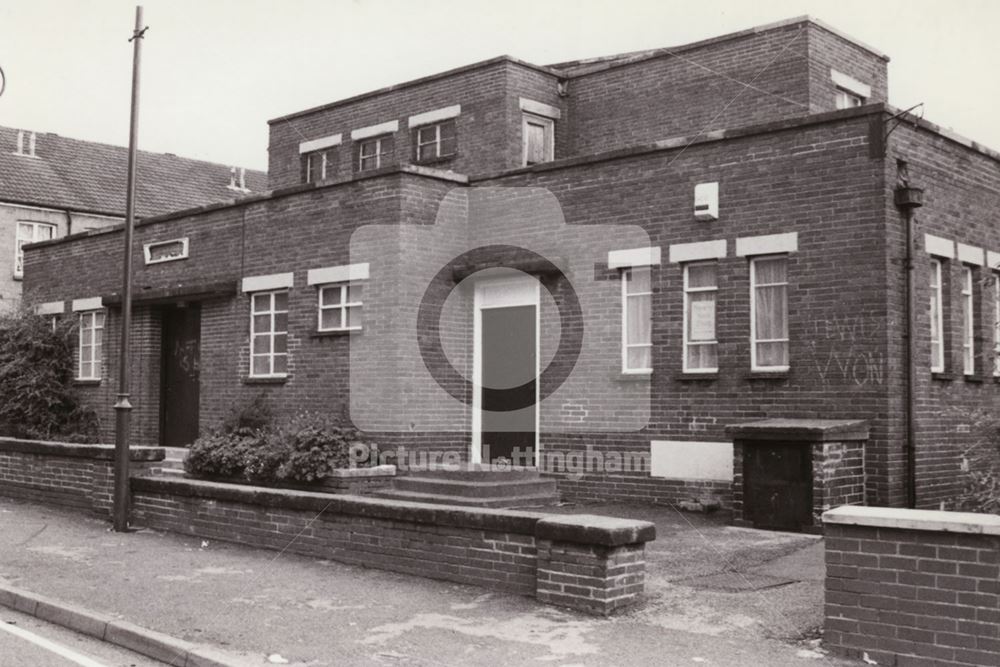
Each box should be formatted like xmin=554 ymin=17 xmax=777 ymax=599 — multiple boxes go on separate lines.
xmin=835 ymin=89 xmax=865 ymax=109
xmin=303 ymin=150 xmax=334 ymax=183
xmin=750 ymin=256 xmax=789 ymax=370
xmin=14 ymin=221 xmax=55 ymax=278
xmin=318 ymin=283 xmax=363 ymax=332
xmin=522 ymin=113 xmax=553 ymax=166
xmin=683 ymin=262 xmax=718 ymax=372
xmin=994 ymin=274 xmax=1000 ymax=377
xmin=929 ymin=259 xmax=945 ymax=372
xmin=250 ymin=290 xmax=289 ymax=377
xmin=962 ymin=266 xmax=975 ymax=375
xmin=414 ymin=120 xmax=457 ymax=162
xmin=77 ymin=311 xmax=105 ymax=380
xmin=357 ymin=136 xmax=393 ymax=172
xmin=622 ymin=266 xmax=652 ymax=373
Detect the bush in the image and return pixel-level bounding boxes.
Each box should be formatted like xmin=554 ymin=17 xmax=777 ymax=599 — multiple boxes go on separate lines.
xmin=184 ymin=400 xmax=372 ymax=485
xmin=0 ymin=306 xmax=100 ymax=442
xmin=951 ymin=407 xmax=1000 ymax=515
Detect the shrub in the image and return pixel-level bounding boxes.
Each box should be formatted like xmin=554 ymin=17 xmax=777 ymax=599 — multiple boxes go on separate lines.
xmin=951 ymin=407 xmax=1000 ymax=515
xmin=0 ymin=306 xmax=100 ymax=442
xmin=183 ymin=401 xmax=373 ymax=485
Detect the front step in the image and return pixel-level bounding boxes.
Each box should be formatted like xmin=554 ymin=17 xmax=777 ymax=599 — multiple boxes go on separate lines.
xmin=392 ymin=476 xmax=557 ymax=499
xmin=373 ymin=488 xmax=558 ymax=508
xmin=160 ymin=447 xmax=188 ymax=472
xmin=375 ymin=465 xmax=560 ymax=508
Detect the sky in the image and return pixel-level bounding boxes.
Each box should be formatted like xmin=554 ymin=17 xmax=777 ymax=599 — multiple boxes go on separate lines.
xmin=1 ymin=0 xmax=997 ymax=172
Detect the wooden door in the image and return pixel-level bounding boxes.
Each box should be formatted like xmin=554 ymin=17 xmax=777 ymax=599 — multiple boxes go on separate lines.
xmin=743 ymin=443 xmax=812 ymax=531
xmin=160 ymin=305 xmax=201 ymax=447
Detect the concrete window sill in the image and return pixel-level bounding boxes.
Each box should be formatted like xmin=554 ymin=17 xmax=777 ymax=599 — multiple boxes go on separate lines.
xmin=310 ymin=329 xmax=362 ymax=339
xmin=675 ymin=372 xmax=718 ymax=382
xmin=242 ymin=376 xmax=289 ymax=385
xmin=73 ymin=379 xmax=102 ymax=386
xmin=931 ymin=371 xmax=954 ymax=382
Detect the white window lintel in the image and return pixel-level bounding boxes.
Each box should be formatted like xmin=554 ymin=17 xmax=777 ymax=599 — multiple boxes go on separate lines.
xmin=988 ymin=250 xmax=1000 ymax=271
xmin=35 ymin=301 xmax=65 ymax=316
xmin=957 ymin=243 xmax=985 ymax=267
xmin=242 ymin=272 xmax=294 ymax=293
xmin=350 ymin=120 xmax=399 ymax=141
xmin=299 ymin=133 xmax=343 ymax=154
xmin=925 ymin=234 xmax=955 ymax=259
xmin=71 ymin=296 xmax=103 ymax=312
xmin=735 ymin=232 xmax=798 ymax=257
xmin=408 ymin=105 xmax=461 ymax=128
xmin=608 ymin=246 xmax=661 ymax=270
xmin=830 ymin=69 xmax=872 ymax=99
xmin=669 ymin=239 xmax=726 ymax=263
xmin=307 ymin=262 xmax=370 ymax=286
xmin=519 ymin=98 xmax=561 ymax=120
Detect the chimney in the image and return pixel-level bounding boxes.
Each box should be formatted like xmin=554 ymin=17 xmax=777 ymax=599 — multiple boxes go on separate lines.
xmin=228 ymin=166 xmax=237 ymax=189
xmin=239 ymin=167 xmax=247 ymax=191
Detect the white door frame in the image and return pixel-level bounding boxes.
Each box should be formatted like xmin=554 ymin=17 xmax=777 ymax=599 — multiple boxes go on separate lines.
xmin=471 ymin=273 xmax=541 ymax=466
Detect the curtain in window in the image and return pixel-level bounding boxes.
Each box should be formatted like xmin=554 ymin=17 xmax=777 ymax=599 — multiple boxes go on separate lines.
xmin=754 ymin=257 xmax=788 ymax=367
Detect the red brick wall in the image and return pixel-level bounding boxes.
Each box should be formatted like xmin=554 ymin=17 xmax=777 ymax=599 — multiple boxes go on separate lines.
xmin=825 ymin=516 xmax=1000 ymax=666
xmin=805 ymin=24 xmax=888 ymax=112
xmin=566 ymin=22 xmax=814 ymax=157
xmin=887 ymin=122 xmax=1000 ymax=508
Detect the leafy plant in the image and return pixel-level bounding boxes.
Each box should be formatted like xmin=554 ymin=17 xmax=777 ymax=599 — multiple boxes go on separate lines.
xmin=183 ymin=400 xmax=373 ymax=485
xmin=949 ymin=407 xmax=1000 ymax=515
xmin=0 ymin=306 xmax=99 ymax=442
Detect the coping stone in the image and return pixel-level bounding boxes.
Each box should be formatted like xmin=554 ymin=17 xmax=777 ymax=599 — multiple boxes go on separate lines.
xmin=823 ymin=506 xmax=1000 ymax=536
xmin=725 ymin=419 xmax=869 ymax=443
xmin=535 ymin=514 xmax=657 ymax=547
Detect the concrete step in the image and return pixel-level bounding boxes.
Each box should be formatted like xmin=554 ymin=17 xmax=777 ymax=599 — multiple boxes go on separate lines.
xmin=372 ymin=488 xmax=558 ymax=508
xmin=158 ymin=468 xmax=187 ymax=478
xmin=407 ymin=464 xmax=543 ymax=482
xmin=392 ymin=476 xmax=557 ymax=498
xmin=160 ymin=447 xmax=188 ymax=471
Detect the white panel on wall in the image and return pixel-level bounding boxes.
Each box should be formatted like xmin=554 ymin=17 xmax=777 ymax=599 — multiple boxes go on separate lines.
xmin=650 ymin=440 xmax=733 ymax=481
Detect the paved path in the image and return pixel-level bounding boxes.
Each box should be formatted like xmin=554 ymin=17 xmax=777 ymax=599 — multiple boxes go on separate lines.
xmin=0 ymin=497 xmax=859 ymax=666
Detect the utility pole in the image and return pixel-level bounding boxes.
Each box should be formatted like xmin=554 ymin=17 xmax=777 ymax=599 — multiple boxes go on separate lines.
xmin=113 ymin=6 xmax=147 ymax=532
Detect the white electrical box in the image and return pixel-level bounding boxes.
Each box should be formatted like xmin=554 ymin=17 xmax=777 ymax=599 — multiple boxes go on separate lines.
xmin=694 ymin=182 xmax=719 ymax=221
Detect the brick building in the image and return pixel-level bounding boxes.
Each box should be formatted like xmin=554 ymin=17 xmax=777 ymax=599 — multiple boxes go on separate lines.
xmin=0 ymin=125 xmax=265 ymax=310
xmin=21 ymin=17 xmax=1000 ymax=519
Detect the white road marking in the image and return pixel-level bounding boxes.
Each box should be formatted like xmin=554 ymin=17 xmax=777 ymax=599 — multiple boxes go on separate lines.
xmin=0 ymin=619 xmax=109 ymax=667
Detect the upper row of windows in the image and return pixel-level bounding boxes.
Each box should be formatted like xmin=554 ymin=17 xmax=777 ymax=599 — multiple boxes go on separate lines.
xmin=300 ymin=111 xmax=555 ymax=184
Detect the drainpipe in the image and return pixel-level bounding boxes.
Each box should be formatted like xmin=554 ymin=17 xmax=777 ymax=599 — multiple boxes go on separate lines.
xmin=894 ymin=171 xmax=924 ymax=509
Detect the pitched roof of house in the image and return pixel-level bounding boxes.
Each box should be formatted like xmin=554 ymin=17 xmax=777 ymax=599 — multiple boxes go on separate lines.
xmin=0 ymin=126 xmax=267 ymax=218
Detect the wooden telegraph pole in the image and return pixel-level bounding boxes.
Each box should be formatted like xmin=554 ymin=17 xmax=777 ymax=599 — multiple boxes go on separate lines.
xmin=113 ymin=6 xmax=147 ymax=532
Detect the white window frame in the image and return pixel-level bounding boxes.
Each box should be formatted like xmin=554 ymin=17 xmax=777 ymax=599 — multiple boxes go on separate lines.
xmin=749 ymin=255 xmax=790 ymax=372
xmin=249 ymin=290 xmax=289 ymax=378
xmin=358 ymin=136 xmax=391 ymax=171
xmin=14 ymin=221 xmax=56 ymax=278
xmin=683 ymin=261 xmax=718 ymax=373
xmin=317 ymin=283 xmax=363 ymax=332
xmin=930 ymin=258 xmax=945 ymax=373
xmin=622 ymin=266 xmax=653 ymax=374
xmin=994 ymin=273 xmax=1000 ymax=377
xmin=834 ymin=88 xmax=865 ymax=109
xmin=415 ymin=121 xmax=456 ymax=162
xmin=521 ymin=113 xmax=554 ymax=167
xmin=77 ymin=310 xmax=105 ymax=381
xmin=305 ymin=150 xmax=331 ymax=183
xmin=962 ymin=265 xmax=975 ymax=376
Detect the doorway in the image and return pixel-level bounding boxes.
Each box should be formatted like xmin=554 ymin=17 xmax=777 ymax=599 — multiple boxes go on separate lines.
xmin=472 ymin=275 xmax=539 ymax=466
xmin=159 ymin=304 xmax=201 ymax=448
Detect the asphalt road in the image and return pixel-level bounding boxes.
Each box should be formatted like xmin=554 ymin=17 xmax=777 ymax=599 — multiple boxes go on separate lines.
xmin=0 ymin=608 xmax=165 ymax=667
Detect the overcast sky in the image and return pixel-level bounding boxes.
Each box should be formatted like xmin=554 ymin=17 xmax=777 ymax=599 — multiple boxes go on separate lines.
xmin=1 ymin=0 xmax=997 ymax=171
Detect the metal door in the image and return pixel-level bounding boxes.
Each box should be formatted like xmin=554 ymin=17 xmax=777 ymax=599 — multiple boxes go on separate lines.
xmin=743 ymin=443 xmax=812 ymax=531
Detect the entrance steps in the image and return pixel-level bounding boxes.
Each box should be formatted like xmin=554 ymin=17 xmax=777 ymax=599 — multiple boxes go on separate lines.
xmin=159 ymin=447 xmax=188 ymax=477
xmin=374 ymin=464 xmax=559 ymax=508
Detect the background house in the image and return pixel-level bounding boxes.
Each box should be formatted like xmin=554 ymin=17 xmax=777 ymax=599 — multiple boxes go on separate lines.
xmin=0 ymin=125 xmax=266 ymax=310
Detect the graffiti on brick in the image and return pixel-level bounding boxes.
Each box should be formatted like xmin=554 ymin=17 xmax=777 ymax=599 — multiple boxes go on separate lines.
xmin=806 ymin=313 xmax=885 ymax=386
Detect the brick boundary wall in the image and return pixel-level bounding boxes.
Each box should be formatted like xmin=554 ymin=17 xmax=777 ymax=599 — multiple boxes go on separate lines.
xmin=0 ymin=438 xmax=163 ymax=517
xmin=823 ymin=506 xmax=1000 ymax=666
xmin=131 ymin=476 xmax=655 ymax=615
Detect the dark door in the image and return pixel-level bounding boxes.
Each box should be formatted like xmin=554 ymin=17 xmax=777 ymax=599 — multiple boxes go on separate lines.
xmin=481 ymin=305 xmax=536 ymax=466
xmin=743 ymin=443 xmax=812 ymax=531
xmin=160 ymin=305 xmax=201 ymax=447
